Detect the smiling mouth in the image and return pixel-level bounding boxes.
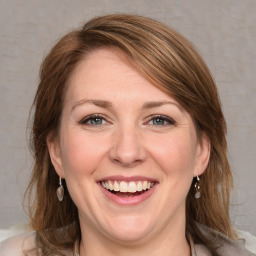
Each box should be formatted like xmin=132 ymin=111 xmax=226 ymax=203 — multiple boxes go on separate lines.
xmin=100 ymin=180 xmax=155 ymax=197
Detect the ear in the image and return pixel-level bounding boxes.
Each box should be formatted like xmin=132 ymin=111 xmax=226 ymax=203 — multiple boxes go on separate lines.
xmin=47 ymin=133 xmax=65 ymax=178
xmin=194 ymin=133 xmax=211 ymax=177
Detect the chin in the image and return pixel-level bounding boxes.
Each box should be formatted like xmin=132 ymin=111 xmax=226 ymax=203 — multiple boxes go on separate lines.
xmin=104 ymin=215 xmax=154 ymax=243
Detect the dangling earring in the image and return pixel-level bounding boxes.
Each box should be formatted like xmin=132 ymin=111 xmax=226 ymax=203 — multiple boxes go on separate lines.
xmin=57 ymin=177 xmax=64 ymax=201
xmin=194 ymin=175 xmax=201 ymax=199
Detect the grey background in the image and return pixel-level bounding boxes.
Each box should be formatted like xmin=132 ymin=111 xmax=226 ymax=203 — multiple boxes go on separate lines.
xmin=0 ymin=0 xmax=255 ymax=234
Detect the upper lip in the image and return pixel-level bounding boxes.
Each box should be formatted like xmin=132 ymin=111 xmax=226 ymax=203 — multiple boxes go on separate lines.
xmin=97 ymin=175 xmax=158 ymax=182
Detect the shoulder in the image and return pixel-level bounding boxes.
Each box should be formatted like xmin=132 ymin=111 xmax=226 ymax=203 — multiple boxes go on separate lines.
xmin=0 ymin=231 xmax=37 ymax=256
xmin=195 ymin=223 xmax=255 ymax=256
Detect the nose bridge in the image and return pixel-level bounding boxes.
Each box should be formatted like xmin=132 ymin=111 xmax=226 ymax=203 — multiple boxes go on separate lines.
xmin=110 ymin=122 xmax=145 ymax=166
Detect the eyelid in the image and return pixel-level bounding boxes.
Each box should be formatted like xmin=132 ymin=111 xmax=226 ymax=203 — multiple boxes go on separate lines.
xmin=78 ymin=114 xmax=110 ymax=125
xmin=146 ymin=114 xmax=176 ymax=125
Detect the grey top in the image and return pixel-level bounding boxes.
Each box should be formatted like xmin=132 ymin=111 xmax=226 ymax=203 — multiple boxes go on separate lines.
xmin=0 ymin=224 xmax=255 ymax=256
xmin=190 ymin=223 xmax=255 ymax=256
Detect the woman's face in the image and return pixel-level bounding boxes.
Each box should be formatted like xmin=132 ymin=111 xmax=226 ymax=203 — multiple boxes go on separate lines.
xmin=48 ymin=48 xmax=210 ymax=244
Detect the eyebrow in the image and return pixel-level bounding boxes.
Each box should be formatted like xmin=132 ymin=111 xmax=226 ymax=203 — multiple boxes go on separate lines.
xmin=71 ymin=99 xmax=112 ymax=112
xmin=142 ymin=101 xmax=183 ymax=111
xmin=71 ymin=99 xmax=182 ymax=112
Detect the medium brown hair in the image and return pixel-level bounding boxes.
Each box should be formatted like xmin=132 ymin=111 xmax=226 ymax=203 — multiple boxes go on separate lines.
xmin=27 ymin=14 xmax=235 ymax=255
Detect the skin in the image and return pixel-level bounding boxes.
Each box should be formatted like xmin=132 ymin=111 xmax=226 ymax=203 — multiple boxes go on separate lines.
xmin=47 ymin=48 xmax=210 ymax=256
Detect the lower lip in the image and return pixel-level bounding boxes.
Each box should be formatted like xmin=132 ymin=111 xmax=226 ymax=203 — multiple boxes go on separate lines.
xmin=98 ymin=183 xmax=158 ymax=206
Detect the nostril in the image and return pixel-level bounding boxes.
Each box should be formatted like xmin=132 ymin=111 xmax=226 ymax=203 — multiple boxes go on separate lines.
xmin=111 ymin=158 xmax=143 ymax=168
xmin=109 ymin=132 xmax=146 ymax=166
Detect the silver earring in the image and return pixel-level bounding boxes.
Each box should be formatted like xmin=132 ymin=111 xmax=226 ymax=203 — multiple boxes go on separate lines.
xmin=194 ymin=175 xmax=201 ymax=199
xmin=57 ymin=177 xmax=64 ymax=201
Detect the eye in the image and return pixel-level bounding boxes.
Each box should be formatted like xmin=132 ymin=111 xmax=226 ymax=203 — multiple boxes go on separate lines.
xmin=79 ymin=114 xmax=108 ymax=126
xmin=148 ymin=115 xmax=175 ymax=126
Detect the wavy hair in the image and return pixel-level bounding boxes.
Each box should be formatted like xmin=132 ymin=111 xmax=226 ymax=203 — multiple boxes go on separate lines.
xmin=26 ymin=14 xmax=235 ymax=255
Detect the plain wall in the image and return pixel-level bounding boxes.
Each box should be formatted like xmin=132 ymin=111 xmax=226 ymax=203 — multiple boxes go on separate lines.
xmin=0 ymin=0 xmax=255 ymax=234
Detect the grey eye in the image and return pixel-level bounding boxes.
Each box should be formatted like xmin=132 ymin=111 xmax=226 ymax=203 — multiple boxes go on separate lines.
xmin=152 ymin=118 xmax=166 ymax=125
xmin=89 ymin=117 xmax=104 ymax=125
xmin=80 ymin=115 xmax=107 ymax=125
xmin=148 ymin=115 xmax=175 ymax=126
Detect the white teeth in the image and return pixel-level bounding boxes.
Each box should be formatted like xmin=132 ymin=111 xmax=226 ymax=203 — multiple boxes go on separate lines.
xmin=128 ymin=181 xmax=137 ymax=193
xmin=102 ymin=181 xmax=106 ymax=188
xmin=101 ymin=180 xmax=154 ymax=193
xmin=114 ymin=181 xmax=119 ymax=191
xmin=108 ymin=181 xmax=114 ymax=191
xmin=137 ymin=181 xmax=143 ymax=191
xmin=120 ymin=181 xmax=128 ymax=192
xmin=142 ymin=181 xmax=148 ymax=190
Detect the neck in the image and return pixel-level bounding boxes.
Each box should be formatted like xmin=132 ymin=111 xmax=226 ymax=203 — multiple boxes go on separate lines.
xmin=80 ymin=237 xmax=190 ymax=256
xmin=79 ymin=219 xmax=190 ymax=256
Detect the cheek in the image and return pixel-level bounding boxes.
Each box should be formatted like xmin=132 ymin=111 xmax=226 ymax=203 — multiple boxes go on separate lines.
xmin=60 ymin=129 xmax=109 ymax=176
xmin=58 ymin=129 xmax=110 ymax=209
xmin=148 ymin=132 xmax=197 ymax=178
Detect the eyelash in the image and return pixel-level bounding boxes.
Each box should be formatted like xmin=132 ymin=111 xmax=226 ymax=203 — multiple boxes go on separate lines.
xmin=146 ymin=115 xmax=176 ymax=126
xmin=79 ymin=114 xmax=109 ymax=126
xmin=79 ymin=114 xmax=176 ymax=127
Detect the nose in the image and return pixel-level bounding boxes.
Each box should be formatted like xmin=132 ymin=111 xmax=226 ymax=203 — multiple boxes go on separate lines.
xmin=109 ymin=126 xmax=146 ymax=167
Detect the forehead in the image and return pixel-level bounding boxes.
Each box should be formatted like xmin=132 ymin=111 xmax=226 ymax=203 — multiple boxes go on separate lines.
xmin=65 ymin=48 xmax=175 ymax=104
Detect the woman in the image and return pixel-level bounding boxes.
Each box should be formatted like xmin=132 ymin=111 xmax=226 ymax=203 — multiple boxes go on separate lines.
xmin=0 ymin=14 xmax=253 ymax=256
